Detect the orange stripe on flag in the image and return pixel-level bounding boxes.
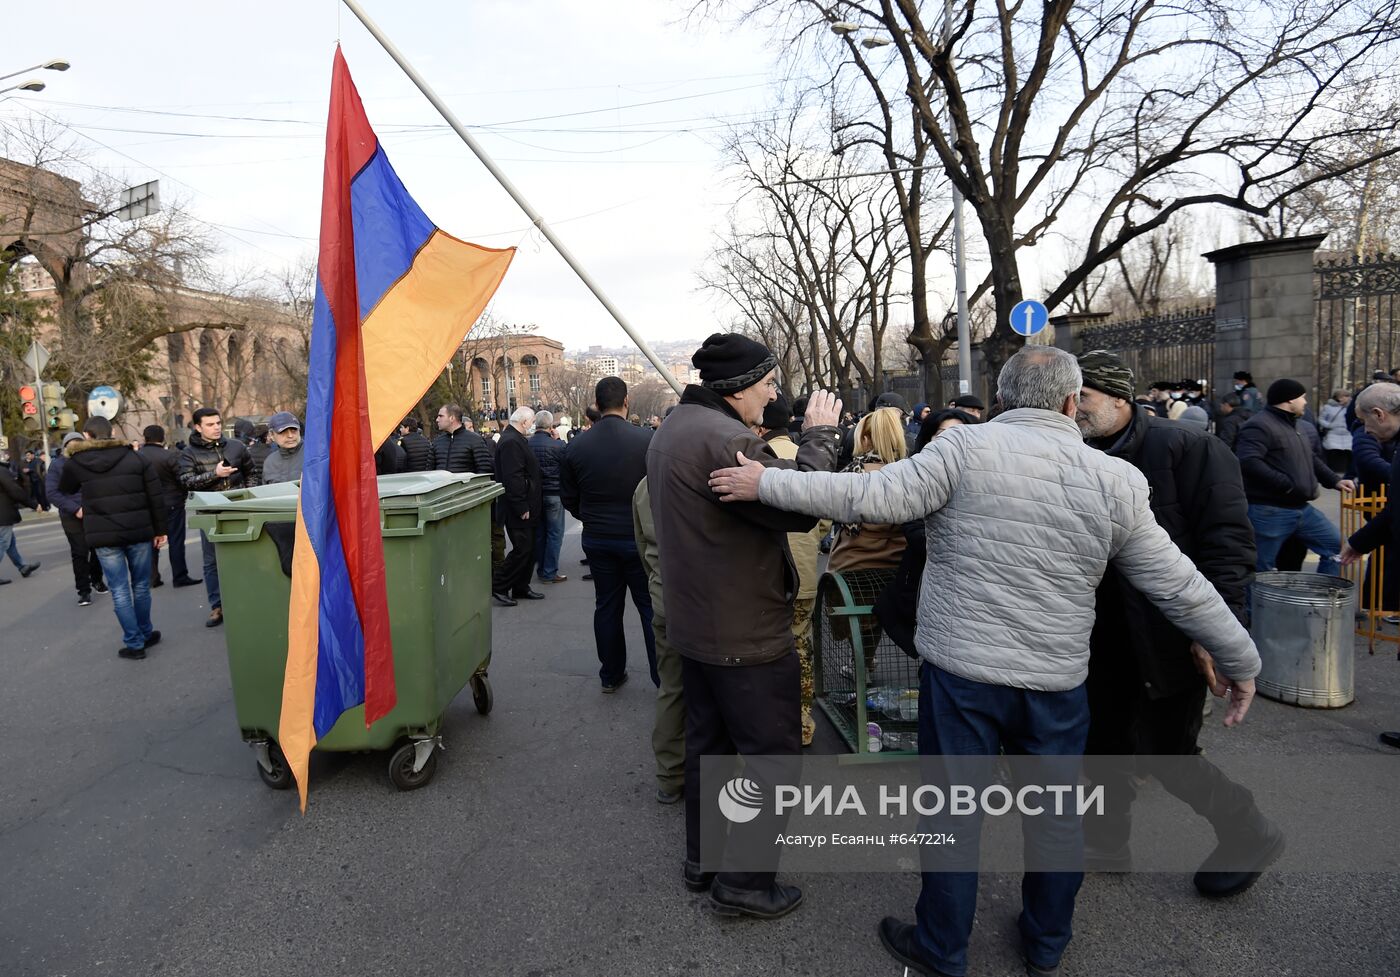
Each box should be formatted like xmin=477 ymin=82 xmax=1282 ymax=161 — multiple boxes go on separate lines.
xmin=280 ymin=497 xmax=324 ymax=813
xmin=362 ymin=229 xmax=515 ymax=445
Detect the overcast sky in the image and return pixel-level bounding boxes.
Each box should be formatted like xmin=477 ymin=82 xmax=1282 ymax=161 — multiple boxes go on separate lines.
xmin=3 ymin=1 xmax=793 ymax=351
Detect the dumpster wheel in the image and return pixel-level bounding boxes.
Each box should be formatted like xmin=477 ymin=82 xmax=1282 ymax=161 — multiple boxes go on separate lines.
xmin=471 ymin=674 xmax=493 ymax=715
xmin=389 ymin=739 xmax=438 ymax=791
xmin=255 ymin=740 xmax=294 ymax=791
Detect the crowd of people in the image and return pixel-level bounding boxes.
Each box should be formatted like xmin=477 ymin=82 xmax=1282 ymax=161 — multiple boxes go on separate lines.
xmin=8 ymin=335 xmax=1400 ymax=975
xmin=617 ymin=336 xmax=1399 ymax=975
xmin=0 ymin=393 xmax=654 ymax=660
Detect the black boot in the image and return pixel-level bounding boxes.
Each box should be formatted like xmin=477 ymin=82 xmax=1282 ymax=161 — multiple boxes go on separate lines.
xmin=682 ymin=860 xmax=714 ymax=893
xmin=877 ymin=917 xmax=955 ymax=976
xmin=1194 ymin=816 xmax=1285 ymax=897
xmin=708 ymin=879 xmax=803 ymax=919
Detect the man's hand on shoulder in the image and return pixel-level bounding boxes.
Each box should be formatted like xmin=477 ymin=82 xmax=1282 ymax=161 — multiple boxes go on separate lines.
xmin=709 ymin=451 xmax=766 ymax=502
xmin=803 ymin=390 xmax=842 ymax=430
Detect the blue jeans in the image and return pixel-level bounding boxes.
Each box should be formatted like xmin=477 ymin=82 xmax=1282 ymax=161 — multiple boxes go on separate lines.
xmin=158 ymin=500 xmax=191 ymax=581
xmin=0 ymin=525 xmax=22 ymax=570
xmin=96 ymin=542 xmax=155 ymax=650
xmin=582 ymin=534 xmax=658 ymax=687
xmin=200 ymin=530 xmax=221 ymax=609
xmin=1248 ymin=503 xmax=1340 ymax=575
xmin=915 ymin=663 xmax=1088 ymax=976
xmin=534 ymin=495 xmax=566 ymax=580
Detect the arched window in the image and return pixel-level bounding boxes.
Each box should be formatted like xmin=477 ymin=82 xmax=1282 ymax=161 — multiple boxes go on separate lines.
xmin=167 ymin=331 xmax=185 ymax=363
xmin=474 ymin=357 xmax=491 ymax=405
xmin=522 ymin=354 xmax=540 ymax=397
xmin=198 ymin=331 xmax=215 ymax=405
xmin=500 ymin=356 xmax=516 ymax=404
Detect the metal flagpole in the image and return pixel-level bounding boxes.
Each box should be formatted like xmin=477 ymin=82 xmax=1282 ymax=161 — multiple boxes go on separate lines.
xmin=339 ymin=0 xmax=685 ymax=398
xmin=946 ymin=0 xmax=972 ymax=396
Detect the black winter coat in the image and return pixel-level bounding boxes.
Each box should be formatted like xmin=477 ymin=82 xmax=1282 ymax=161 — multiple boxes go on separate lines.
xmin=178 ymin=433 xmax=255 ymax=493
xmin=0 ymin=467 xmax=34 ymax=526
xmin=1351 ymin=443 xmax=1400 ymax=555
xmin=399 ymin=431 xmax=432 ymax=472
xmin=59 ymin=439 xmax=167 ymax=548
xmin=494 ymin=426 xmax=542 ymax=525
xmin=874 ymin=519 xmax=926 ymax=659
xmin=1234 ymin=406 xmax=1340 ymax=508
xmin=428 ymin=427 xmax=494 ymax=475
xmin=45 ymin=455 xmax=82 ymax=518
xmin=560 ymin=414 xmax=651 ymax=539
xmin=1352 ymin=427 xmax=1397 ymax=492
xmin=528 ymin=431 xmax=565 ymax=494
xmin=248 ymin=441 xmax=274 ymax=485
xmin=138 ymin=442 xmax=186 ymax=506
xmin=1215 ymin=410 xmax=1246 ymax=451
xmin=375 ymin=438 xmax=407 ymax=476
xmin=1091 ymin=407 xmax=1255 ymax=698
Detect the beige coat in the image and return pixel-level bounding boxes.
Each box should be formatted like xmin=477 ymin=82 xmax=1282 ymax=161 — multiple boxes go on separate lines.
xmin=766 ymin=432 xmax=829 ymax=600
xmin=826 ymin=459 xmax=906 ymax=572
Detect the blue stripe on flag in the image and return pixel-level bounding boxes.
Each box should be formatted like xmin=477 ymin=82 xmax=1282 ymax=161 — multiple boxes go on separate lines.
xmin=349 ymin=146 xmax=436 ymax=321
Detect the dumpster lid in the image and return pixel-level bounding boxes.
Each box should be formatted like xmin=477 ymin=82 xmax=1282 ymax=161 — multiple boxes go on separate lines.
xmin=188 ymin=471 xmax=500 ymax=514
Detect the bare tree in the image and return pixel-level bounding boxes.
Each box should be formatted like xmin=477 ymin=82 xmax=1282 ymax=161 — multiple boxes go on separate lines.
xmin=256 ymin=257 xmax=316 ymax=420
xmin=534 ymin=358 xmax=599 ymax=426
xmin=1247 ymin=94 xmax=1400 ymax=256
xmin=1 ymin=122 xmax=256 ymax=408
xmin=702 ymin=0 xmax=1400 ymax=379
xmin=700 ymin=101 xmax=916 ymax=398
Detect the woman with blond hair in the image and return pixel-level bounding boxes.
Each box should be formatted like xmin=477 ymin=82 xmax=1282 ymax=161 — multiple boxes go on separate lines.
xmin=823 ymin=407 xmax=910 ymax=680
xmin=827 ymin=407 xmax=908 ymax=573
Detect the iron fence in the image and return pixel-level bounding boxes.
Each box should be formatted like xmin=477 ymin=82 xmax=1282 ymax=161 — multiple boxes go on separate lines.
xmin=1315 ymin=254 xmax=1400 ymax=400
xmin=1074 ymin=308 xmax=1216 ymax=392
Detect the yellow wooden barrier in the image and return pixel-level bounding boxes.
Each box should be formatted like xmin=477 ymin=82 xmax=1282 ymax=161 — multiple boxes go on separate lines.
xmin=1339 ymin=487 xmax=1397 ymax=652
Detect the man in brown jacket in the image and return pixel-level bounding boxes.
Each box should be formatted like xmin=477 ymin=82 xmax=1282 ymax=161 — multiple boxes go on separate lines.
xmin=646 ymin=332 xmax=841 ymax=920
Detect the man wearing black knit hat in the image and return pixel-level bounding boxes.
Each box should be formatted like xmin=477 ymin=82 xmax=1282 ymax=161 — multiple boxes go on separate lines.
xmin=1235 ymin=377 xmax=1354 ymax=573
xmin=647 ymin=332 xmax=842 ymax=919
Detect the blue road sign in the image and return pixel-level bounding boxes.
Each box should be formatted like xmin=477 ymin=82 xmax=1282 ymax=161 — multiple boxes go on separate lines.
xmin=1009 ymin=300 xmax=1050 ymax=337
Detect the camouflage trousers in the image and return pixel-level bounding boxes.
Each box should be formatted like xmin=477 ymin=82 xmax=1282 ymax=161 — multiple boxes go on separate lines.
xmin=792 ymin=597 xmax=815 ymax=746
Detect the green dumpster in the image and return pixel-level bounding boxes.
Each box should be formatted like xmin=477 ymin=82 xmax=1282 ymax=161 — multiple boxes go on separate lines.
xmin=187 ymin=471 xmax=503 ymax=791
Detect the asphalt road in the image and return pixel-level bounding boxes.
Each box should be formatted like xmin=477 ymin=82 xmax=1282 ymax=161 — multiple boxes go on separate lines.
xmin=1 ymin=511 xmax=1397 ymax=977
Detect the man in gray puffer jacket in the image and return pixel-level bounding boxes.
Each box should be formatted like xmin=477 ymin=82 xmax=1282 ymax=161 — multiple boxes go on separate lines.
xmin=709 ymin=345 xmax=1261 ymax=977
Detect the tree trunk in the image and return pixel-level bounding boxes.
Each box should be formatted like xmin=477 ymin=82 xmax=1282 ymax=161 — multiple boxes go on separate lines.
xmin=979 ymin=218 xmax=1027 ymax=385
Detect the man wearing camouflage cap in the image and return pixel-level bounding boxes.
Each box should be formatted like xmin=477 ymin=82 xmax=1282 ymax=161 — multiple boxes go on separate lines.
xmin=1076 ymin=349 xmax=1282 ymax=899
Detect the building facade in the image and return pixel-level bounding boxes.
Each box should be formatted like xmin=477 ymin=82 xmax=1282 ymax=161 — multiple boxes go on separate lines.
xmin=461 ymin=332 xmax=567 ymax=417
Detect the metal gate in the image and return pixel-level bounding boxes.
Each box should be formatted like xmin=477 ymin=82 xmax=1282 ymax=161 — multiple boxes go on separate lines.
xmin=1315 ymin=255 xmax=1400 ymax=399
xmin=1075 ymin=309 xmax=1216 ymax=389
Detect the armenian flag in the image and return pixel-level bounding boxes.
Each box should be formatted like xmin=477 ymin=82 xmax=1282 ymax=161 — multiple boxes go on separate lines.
xmin=280 ymin=47 xmax=514 ymax=810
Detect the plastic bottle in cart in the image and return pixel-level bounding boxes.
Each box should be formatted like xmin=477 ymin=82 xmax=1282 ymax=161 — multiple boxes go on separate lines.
xmin=866 ymin=688 xmax=898 ymax=717
xmin=881 ymin=729 xmax=916 ymax=751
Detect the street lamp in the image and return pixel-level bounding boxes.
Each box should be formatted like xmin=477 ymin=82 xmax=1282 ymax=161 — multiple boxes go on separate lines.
xmin=0 ymin=80 xmax=46 ymax=96
xmin=0 ymin=59 xmax=70 ymax=84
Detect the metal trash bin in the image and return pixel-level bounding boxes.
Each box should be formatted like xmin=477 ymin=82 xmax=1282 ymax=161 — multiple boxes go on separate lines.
xmin=1250 ymin=571 xmax=1356 ymax=708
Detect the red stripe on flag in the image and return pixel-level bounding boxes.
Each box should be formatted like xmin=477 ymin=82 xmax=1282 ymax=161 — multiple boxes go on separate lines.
xmin=323 ymin=48 xmax=397 ymax=725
